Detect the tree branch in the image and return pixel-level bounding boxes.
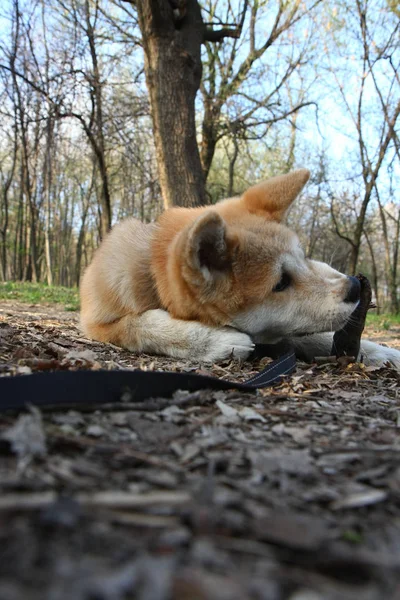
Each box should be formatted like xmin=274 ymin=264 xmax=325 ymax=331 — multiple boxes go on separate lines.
xmin=330 ymin=199 xmax=357 ymax=250
xmin=203 ymin=26 xmax=241 ymax=42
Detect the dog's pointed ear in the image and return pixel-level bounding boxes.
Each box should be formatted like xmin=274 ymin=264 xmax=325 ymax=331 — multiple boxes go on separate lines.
xmin=242 ymin=169 xmax=310 ymax=222
xmin=186 ymin=211 xmax=233 ymax=279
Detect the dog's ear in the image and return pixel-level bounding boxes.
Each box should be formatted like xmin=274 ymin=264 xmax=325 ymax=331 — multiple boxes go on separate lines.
xmin=242 ymin=169 xmax=310 ymax=222
xmin=186 ymin=211 xmax=234 ymax=279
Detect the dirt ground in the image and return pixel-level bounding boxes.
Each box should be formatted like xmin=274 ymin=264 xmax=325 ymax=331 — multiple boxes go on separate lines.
xmin=1 ymin=301 xmax=400 ymax=600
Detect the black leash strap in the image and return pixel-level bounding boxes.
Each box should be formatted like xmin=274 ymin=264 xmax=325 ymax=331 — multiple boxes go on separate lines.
xmin=0 ymin=345 xmax=296 ymax=412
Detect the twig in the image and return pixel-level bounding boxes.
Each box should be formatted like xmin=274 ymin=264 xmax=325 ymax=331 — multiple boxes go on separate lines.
xmin=0 ymin=489 xmax=191 ymax=512
xmin=48 ymin=430 xmax=182 ymax=471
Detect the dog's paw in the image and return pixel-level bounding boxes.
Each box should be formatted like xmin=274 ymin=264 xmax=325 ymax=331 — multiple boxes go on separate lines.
xmin=201 ymin=328 xmax=255 ymax=363
xmin=359 ymin=341 xmax=400 ymax=370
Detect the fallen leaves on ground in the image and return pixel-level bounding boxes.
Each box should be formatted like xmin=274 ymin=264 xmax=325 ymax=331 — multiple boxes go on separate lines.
xmin=1 ymin=301 xmax=400 ymax=600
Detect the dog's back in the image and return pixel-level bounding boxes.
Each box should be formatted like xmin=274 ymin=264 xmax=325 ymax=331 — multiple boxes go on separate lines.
xmin=80 ymin=218 xmax=159 ymax=341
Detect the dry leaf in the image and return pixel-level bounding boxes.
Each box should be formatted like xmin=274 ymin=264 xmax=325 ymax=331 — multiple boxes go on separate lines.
xmin=1 ymin=407 xmax=46 ymax=459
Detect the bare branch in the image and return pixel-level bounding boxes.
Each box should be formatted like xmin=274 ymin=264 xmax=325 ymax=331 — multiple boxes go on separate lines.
xmin=203 ymin=26 xmax=241 ymax=42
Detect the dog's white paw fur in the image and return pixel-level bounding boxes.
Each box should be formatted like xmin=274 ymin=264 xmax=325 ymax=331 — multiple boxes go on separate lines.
xmin=131 ymin=310 xmax=254 ymax=363
xmin=359 ymin=340 xmax=400 ymax=370
xmin=201 ymin=328 xmax=255 ymax=363
xmin=288 ymin=333 xmax=400 ymax=371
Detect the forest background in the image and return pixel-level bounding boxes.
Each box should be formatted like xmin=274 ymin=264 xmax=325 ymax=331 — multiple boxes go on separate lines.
xmin=0 ymin=0 xmax=399 ymax=313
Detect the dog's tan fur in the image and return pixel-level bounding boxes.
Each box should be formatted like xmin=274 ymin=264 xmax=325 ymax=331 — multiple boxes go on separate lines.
xmin=80 ymin=170 xmax=400 ymax=368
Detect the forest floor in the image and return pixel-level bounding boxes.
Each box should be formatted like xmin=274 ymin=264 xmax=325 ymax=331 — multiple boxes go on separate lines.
xmin=1 ymin=300 xmax=400 ymax=600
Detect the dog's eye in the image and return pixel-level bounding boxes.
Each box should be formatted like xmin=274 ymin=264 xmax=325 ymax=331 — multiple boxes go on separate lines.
xmin=273 ymin=272 xmax=291 ymax=292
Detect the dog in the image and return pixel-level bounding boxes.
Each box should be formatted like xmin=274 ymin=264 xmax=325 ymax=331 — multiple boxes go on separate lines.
xmin=80 ymin=169 xmax=400 ymax=369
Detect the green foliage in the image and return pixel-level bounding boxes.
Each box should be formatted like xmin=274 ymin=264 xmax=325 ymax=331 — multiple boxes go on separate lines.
xmin=386 ymin=0 xmax=400 ymax=17
xmin=0 ymin=282 xmax=79 ymax=311
xmin=342 ymin=529 xmax=363 ymax=544
xmin=366 ymin=313 xmax=400 ymax=329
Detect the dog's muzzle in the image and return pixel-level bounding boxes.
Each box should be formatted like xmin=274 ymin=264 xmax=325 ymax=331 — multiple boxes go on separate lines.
xmin=344 ymin=276 xmax=361 ymax=304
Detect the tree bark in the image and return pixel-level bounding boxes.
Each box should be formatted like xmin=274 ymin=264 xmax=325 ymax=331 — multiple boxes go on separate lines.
xmin=84 ymin=0 xmax=112 ymax=237
xmin=43 ymin=116 xmax=53 ymax=286
xmin=227 ymin=135 xmax=239 ymax=196
xmin=378 ymin=201 xmax=400 ymax=313
xmin=200 ymin=101 xmax=221 ymax=181
xmin=363 ymin=229 xmax=379 ymax=312
xmin=75 ymin=168 xmax=94 ymax=286
xmin=136 ymin=0 xmax=206 ymax=208
xmin=0 ymin=141 xmax=17 ymax=281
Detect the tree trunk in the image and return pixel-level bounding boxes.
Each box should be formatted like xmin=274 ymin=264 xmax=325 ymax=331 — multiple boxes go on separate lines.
xmin=392 ymin=211 xmax=400 ymax=314
xmin=136 ymin=0 xmax=206 ymax=208
xmin=75 ymin=169 xmax=94 ymax=286
xmin=384 ymin=205 xmax=400 ymax=314
xmin=75 ymin=212 xmax=88 ymax=287
xmin=84 ymin=0 xmax=112 ymax=236
xmin=43 ymin=116 xmax=53 ymax=285
xmin=364 ymin=230 xmax=379 ymax=312
xmin=23 ymin=222 xmax=31 ymax=281
xmin=348 ymin=186 xmax=373 ymax=275
xmin=15 ymin=165 xmax=24 ymax=280
xmin=0 ymin=119 xmax=18 ymax=282
xmin=348 ymin=244 xmax=359 ymax=277
xmin=227 ymin=136 xmax=239 ymax=196
xmin=200 ymin=101 xmax=220 ymax=181
xmin=388 ymin=275 xmax=399 ymax=315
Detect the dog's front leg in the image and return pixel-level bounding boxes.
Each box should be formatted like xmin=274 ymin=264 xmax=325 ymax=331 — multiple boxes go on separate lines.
xmin=290 ymin=333 xmax=400 ymax=370
xmin=357 ymin=339 xmax=400 ymax=369
xmin=84 ymin=309 xmax=254 ymax=363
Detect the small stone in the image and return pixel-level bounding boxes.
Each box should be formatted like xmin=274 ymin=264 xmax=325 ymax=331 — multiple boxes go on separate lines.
xmin=109 ymin=412 xmax=128 ymax=427
xmin=86 ymin=425 xmax=105 ymax=438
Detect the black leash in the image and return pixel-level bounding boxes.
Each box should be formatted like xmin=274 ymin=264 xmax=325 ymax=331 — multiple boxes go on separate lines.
xmin=0 ymin=344 xmax=296 ymax=412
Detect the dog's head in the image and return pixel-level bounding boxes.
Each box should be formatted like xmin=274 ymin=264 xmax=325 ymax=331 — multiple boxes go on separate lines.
xmin=155 ymin=170 xmax=360 ymax=341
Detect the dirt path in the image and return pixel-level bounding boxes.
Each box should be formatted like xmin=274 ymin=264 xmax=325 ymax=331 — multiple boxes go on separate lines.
xmin=1 ymin=302 xmax=400 ymax=600
xmin=363 ymin=320 xmax=400 ymax=350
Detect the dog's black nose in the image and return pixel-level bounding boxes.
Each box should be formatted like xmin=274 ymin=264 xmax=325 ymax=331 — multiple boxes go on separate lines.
xmin=344 ymin=276 xmax=361 ymax=303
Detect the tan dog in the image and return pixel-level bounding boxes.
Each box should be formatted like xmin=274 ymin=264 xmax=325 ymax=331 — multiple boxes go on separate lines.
xmin=80 ymin=170 xmax=400 ymax=368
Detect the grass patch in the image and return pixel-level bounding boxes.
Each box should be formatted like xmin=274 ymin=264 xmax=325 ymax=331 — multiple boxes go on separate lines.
xmin=0 ymin=282 xmax=79 ymax=311
xmin=342 ymin=529 xmax=363 ymax=544
xmin=366 ymin=312 xmax=400 ymax=330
